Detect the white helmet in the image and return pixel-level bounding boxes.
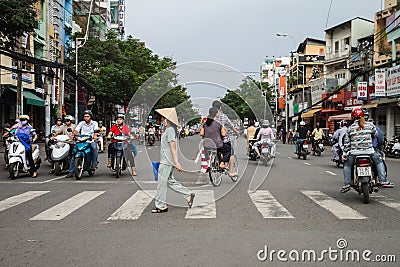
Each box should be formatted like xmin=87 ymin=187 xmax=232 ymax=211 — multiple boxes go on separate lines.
xmin=300 ymin=121 xmax=305 ymax=126
xmin=254 ymin=122 xmax=259 ymax=127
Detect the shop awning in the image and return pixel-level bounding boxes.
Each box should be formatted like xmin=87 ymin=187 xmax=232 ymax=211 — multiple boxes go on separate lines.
xmin=361 ymin=103 xmax=378 ymax=109
xmin=8 ymin=87 xmax=45 ymax=107
xmin=328 ymin=113 xmax=352 ymax=121
xmin=301 ymin=108 xmax=321 ymax=118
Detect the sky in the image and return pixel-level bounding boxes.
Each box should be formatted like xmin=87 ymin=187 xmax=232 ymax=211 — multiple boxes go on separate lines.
xmin=124 ymin=0 xmax=383 ymax=115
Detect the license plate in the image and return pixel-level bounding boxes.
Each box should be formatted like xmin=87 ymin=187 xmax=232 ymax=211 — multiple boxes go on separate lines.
xmin=261 ymin=148 xmax=268 ymax=154
xmin=319 ymin=144 xmax=323 ymax=148
xmin=357 ymin=167 xmax=372 ymax=176
xmin=303 ymin=144 xmax=308 ymax=149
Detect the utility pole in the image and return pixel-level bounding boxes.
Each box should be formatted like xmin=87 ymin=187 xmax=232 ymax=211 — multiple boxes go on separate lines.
xmin=57 ymin=46 xmax=64 ymax=118
xmin=16 ymin=37 xmax=23 ymax=118
xmin=44 ymin=0 xmax=51 ymax=136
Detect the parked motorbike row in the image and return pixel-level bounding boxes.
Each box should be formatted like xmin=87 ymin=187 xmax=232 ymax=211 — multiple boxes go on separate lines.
xmin=2 ymin=128 xmax=144 ymax=180
xmin=383 ymin=135 xmax=400 ymax=158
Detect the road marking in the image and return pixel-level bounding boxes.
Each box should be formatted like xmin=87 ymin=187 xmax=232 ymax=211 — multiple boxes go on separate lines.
xmin=304 ymin=162 xmax=311 ymax=166
xmin=371 ymin=195 xmax=400 ymax=212
xmin=185 ymin=190 xmax=216 ymax=219
xmin=301 ymin=190 xmax=366 ymax=220
xmin=0 ymin=191 xmax=50 ymax=212
xmin=40 ymin=176 xmax=67 ymax=183
xmin=30 ymin=191 xmax=105 ymax=220
xmin=325 ymin=171 xmax=337 ymax=176
xmin=248 ymin=190 xmax=294 ymax=219
xmin=107 ymin=190 xmax=156 ymax=220
xmin=276 ymin=152 xmax=280 ymax=155
xmin=288 ymin=157 xmax=293 ymax=159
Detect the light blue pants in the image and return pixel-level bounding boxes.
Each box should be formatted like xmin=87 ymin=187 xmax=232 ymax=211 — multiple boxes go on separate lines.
xmin=155 ymin=164 xmax=192 ymax=209
xmin=343 ymin=152 xmax=387 ymax=185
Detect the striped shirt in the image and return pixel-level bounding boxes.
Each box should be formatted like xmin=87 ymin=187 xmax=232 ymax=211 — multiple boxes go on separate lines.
xmin=343 ymin=121 xmax=376 ymax=156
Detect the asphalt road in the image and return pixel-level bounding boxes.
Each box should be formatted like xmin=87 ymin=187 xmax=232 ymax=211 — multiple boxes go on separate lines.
xmin=0 ymin=135 xmax=399 ymax=266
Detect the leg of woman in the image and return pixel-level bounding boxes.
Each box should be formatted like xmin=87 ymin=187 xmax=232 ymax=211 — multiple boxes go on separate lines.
xmin=26 ymin=148 xmax=36 ymax=176
xmin=167 ymin=173 xmax=192 ymax=202
xmin=155 ymin=164 xmax=173 ymax=209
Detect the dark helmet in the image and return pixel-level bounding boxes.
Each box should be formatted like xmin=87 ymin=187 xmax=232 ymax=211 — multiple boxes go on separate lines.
xmin=116 ymin=114 xmax=125 ymax=120
xmin=56 ymin=117 xmax=62 ymax=122
xmin=362 ymin=108 xmax=369 ymax=119
xmin=83 ymin=110 xmax=93 ymax=117
xmin=351 ymin=108 xmax=364 ymax=119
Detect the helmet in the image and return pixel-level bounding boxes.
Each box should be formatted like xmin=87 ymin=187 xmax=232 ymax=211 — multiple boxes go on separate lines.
xmin=116 ymin=114 xmax=125 ymax=120
xmin=300 ymin=121 xmax=305 ymax=126
xmin=362 ymin=108 xmax=369 ymax=119
xmin=351 ymin=108 xmax=364 ymax=119
xmin=340 ymin=120 xmax=348 ymax=127
xmin=254 ymin=122 xmax=259 ymax=127
xmin=83 ymin=110 xmax=93 ymax=117
xmin=261 ymin=120 xmax=270 ymax=127
xmin=64 ymin=115 xmax=74 ymax=122
xmin=98 ymin=120 xmax=103 ymax=124
xmin=19 ymin=115 xmax=30 ymax=121
xmin=56 ymin=117 xmax=62 ymax=122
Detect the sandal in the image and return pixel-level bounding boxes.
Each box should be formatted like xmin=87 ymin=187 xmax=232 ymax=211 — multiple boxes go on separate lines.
xmin=151 ymin=207 xmax=168 ymax=213
xmin=228 ymin=172 xmax=238 ymax=177
xmin=187 ymin=193 xmax=195 ymax=208
xmin=340 ymin=184 xmax=351 ymax=193
xmin=382 ymin=182 xmax=395 ymax=188
xmin=32 ymin=172 xmax=37 ymax=178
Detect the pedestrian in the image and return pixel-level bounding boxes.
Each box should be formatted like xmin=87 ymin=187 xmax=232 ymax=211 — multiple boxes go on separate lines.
xmin=281 ymin=128 xmax=287 ymax=144
xmin=151 ymin=107 xmax=195 ymax=213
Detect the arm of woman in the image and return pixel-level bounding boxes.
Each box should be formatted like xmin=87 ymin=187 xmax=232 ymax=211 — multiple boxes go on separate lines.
xmin=200 ymin=126 xmax=204 ymax=137
xmin=221 ymin=126 xmax=226 ymax=137
xmin=169 ymin=141 xmax=183 ymax=172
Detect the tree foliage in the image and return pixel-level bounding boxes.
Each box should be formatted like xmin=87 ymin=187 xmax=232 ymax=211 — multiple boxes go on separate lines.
xmin=0 ymin=0 xmax=39 ymax=49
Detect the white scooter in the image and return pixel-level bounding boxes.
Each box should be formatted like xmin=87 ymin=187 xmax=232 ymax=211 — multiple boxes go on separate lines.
xmin=8 ymin=130 xmax=41 ymax=179
xmin=50 ymin=134 xmax=72 ymax=176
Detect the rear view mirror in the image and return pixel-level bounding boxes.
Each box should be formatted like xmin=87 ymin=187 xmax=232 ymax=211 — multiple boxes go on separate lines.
xmin=30 ymin=128 xmax=36 ymax=133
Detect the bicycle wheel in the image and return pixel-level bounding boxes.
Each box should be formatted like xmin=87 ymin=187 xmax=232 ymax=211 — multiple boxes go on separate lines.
xmin=209 ymin=152 xmax=222 ymax=187
xmin=229 ymin=155 xmax=239 ymax=182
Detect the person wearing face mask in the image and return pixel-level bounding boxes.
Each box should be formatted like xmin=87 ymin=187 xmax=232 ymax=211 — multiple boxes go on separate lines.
xmin=15 ymin=115 xmax=38 ymax=178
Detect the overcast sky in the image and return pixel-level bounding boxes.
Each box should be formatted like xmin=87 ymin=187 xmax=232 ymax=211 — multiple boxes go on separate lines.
xmin=124 ymin=0 xmax=383 ymax=116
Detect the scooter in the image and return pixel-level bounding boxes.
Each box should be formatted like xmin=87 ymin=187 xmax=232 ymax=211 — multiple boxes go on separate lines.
xmin=313 ymin=139 xmax=324 ymax=156
xmin=8 ymin=131 xmax=41 ymax=179
xmin=148 ymin=133 xmax=155 ymax=146
xmin=296 ymin=139 xmax=310 ymax=160
xmin=50 ymin=134 xmax=72 ymax=176
xmin=2 ymin=127 xmax=13 ymax=169
xmin=110 ymin=135 xmax=128 ymax=178
xmin=138 ymin=132 xmax=145 ymax=145
xmin=332 ymin=146 xmax=345 ymax=167
xmin=247 ymin=139 xmax=258 ymax=161
xmin=259 ymin=140 xmax=274 ymax=166
xmin=72 ymin=135 xmax=95 ymax=180
xmin=350 ymin=155 xmax=378 ymax=204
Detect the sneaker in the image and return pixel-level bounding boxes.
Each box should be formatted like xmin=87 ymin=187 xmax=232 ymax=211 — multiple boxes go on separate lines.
xmin=91 ymin=164 xmax=97 ymax=171
xmin=66 ymin=173 xmax=73 ymax=178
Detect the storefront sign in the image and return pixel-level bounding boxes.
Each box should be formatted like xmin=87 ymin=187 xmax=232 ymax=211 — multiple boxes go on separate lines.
xmin=357 ymin=82 xmax=368 ymax=100
xmin=310 ymin=78 xmax=338 ymax=105
xmin=344 ymin=91 xmax=363 ymax=110
xmin=118 ymin=0 xmax=125 ymax=31
xmin=375 ymin=69 xmax=386 ymax=97
xmin=386 ymin=65 xmax=400 ymax=97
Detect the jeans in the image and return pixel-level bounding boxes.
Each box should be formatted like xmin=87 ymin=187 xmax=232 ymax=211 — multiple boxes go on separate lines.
xmin=343 ymin=152 xmax=387 ymax=185
xmin=295 ymin=139 xmax=306 ymax=153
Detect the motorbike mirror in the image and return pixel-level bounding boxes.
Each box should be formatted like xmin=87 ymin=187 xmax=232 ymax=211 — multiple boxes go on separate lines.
xmin=30 ymin=129 xmax=36 ymax=133
xmin=4 ymin=127 xmax=11 ymax=132
xmin=67 ymin=128 xmax=72 ymax=132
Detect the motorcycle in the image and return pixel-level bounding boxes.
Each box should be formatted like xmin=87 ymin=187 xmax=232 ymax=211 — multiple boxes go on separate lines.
xmin=296 ymin=139 xmax=310 ymax=160
xmin=332 ymin=147 xmax=345 ymax=167
xmin=138 ymin=132 xmax=145 ymax=145
xmin=259 ymin=140 xmax=274 ymax=166
xmin=247 ymin=139 xmax=258 ymax=161
xmin=2 ymin=127 xmax=13 ymax=169
xmin=7 ymin=130 xmax=41 ymax=179
xmin=72 ymin=135 xmax=95 ymax=180
xmin=350 ymin=155 xmax=378 ymax=204
xmin=313 ymin=139 xmax=324 ymax=156
xmin=110 ymin=135 xmax=129 ymax=178
xmin=386 ymin=135 xmax=400 ymax=158
xmin=148 ymin=133 xmax=155 ymax=146
xmin=50 ymin=134 xmax=72 ymax=176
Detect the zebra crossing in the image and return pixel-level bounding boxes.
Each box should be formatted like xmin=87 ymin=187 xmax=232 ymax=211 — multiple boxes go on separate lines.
xmin=1 ymin=189 xmax=400 ymax=222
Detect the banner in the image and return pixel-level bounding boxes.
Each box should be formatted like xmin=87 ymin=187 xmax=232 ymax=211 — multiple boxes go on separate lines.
xmin=387 ymin=65 xmax=400 ymax=97
xmin=375 ymin=69 xmax=386 ymax=97
xmin=357 ymin=82 xmax=368 ymax=100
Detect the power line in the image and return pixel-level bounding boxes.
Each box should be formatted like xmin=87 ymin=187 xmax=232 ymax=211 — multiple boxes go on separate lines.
xmin=325 ymin=0 xmax=334 ymax=29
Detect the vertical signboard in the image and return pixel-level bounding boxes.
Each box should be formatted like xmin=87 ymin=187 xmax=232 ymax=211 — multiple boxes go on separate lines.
xmin=386 ymin=65 xmax=400 ymax=97
xmin=118 ymin=0 xmax=125 ymax=34
xmin=357 ymin=82 xmax=368 ymax=100
xmin=375 ymin=69 xmax=386 ymax=97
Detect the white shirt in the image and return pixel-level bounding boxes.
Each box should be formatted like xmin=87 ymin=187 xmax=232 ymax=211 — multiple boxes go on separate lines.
xmin=75 ymin=120 xmax=99 ymax=138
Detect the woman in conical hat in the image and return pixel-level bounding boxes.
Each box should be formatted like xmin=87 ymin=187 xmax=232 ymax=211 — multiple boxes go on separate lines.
xmin=151 ymin=107 xmax=195 ymax=213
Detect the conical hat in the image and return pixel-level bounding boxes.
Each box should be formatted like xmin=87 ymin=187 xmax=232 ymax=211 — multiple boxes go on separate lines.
xmin=155 ymin=107 xmax=180 ymax=127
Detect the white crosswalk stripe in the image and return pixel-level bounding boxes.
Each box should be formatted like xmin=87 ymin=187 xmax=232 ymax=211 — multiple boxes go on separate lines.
xmin=107 ymin=190 xmax=156 ymax=220
xmin=301 ymin=190 xmax=366 ymax=220
xmin=371 ymin=194 xmax=400 ymax=211
xmin=185 ymin=190 xmax=216 ymax=219
xmin=248 ymin=190 xmax=294 ymax=219
xmin=0 ymin=191 xmax=50 ymax=212
xmin=29 ymin=191 xmax=105 ymax=221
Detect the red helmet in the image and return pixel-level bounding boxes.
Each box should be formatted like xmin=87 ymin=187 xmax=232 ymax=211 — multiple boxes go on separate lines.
xmin=351 ymin=108 xmax=364 ymax=119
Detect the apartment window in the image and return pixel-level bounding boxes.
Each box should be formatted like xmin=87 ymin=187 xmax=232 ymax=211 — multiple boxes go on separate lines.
xmin=344 ymin=37 xmax=350 ymax=50
xmin=334 ymin=41 xmax=339 ymax=53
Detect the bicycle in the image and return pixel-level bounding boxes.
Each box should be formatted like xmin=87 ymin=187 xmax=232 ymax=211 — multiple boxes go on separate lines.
xmin=207 ymin=147 xmax=239 ymax=187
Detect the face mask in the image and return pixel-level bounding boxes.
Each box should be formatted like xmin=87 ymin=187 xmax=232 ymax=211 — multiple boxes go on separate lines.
xmin=21 ymin=121 xmax=28 ymax=126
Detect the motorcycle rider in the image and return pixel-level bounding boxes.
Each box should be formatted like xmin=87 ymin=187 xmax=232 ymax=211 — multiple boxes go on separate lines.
xmin=332 ymin=120 xmax=348 ymax=161
xmin=66 ymin=110 xmax=99 ymax=178
xmin=148 ymin=124 xmax=156 ymax=143
xmin=98 ymin=121 xmax=107 ymax=153
xmin=253 ymin=120 xmax=275 ymax=158
xmin=138 ymin=123 xmax=145 ymax=143
xmin=15 ymin=115 xmax=38 ymax=178
xmin=107 ymin=114 xmax=137 ymax=175
xmin=45 ymin=117 xmax=63 ymax=161
xmin=340 ymin=108 xmax=387 ymax=193
xmin=311 ymin=123 xmax=324 ymax=152
xmin=295 ymin=121 xmax=309 ymax=154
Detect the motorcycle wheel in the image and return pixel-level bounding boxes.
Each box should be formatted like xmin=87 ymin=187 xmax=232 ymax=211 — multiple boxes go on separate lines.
xmin=297 ymin=153 xmax=301 ymax=159
xmin=336 ymin=161 xmax=341 ymax=167
xmin=115 ymin=157 xmax=121 ymax=178
xmin=316 ymin=148 xmax=321 ymax=156
xmin=303 ymin=154 xmax=307 ymax=160
xmin=88 ymin=169 xmax=95 ymax=176
xmin=54 ymin=161 xmax=62 ymax=176
xmin=9 ymin=162 xmax=19 ymax=180
xmin=362 ymin=183 xmax=370 ymax=204
xmin=74 ymin=157 xmax=84 ymax=180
